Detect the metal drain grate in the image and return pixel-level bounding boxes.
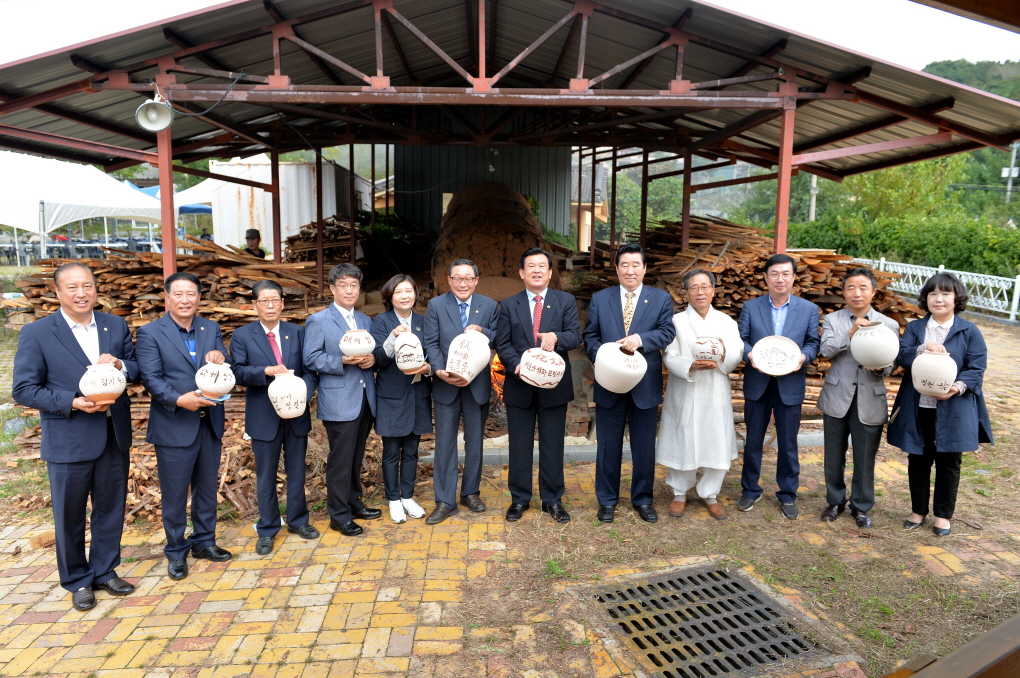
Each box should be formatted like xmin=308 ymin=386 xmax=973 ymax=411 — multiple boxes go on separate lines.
xmin=592 ymin=565 xmax=823 ymax=678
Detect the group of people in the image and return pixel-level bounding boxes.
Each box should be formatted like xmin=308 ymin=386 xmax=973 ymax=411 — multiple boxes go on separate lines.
xmin=13 ymin=243 xmax=992 ymax=613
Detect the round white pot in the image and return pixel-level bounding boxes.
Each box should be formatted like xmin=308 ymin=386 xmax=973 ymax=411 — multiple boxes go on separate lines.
xmin=445 ymin=331 xmax=491 ymax=384
xmin=594 ymin=343 xmax=647 ymax=394
xmin=195 ymin=362 xmax=236 ymax=399
xmin=394 ymin=332 xmax=425 ymax=372
xmin=519 ymin=348 xmax=566 ymax=389
xmin=912 ymin=350 xmax=958 ymax=397
xmin=850 ymin=322 xmax=899 ymax=369
xmin=692 ymin=336 xmax=725 ymax=363
xmin=339 ymin=329 xmax=376 ymax=357
xmin=78 ymin=363 xmax=127 ymax=406
xmin=268 ymin=370 xmax=308 ymax=419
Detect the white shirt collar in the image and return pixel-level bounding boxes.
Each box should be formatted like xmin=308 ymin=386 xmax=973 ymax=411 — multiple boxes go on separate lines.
xmin=620 ymin=284 xmax=642 ymax=302
xmin=260 ymin=321 xmax=280 ymax=335
xmin=394 ymin=310 xmax=412 ymax=327
xmin=60 ymin=308 xmax=96 ymax=330
xmin=453 ymin=294 xmax=472 ymax=308
xmin=927 ymin=315 xmax=954 ymax=329
xmin=526 ymin=288 xmax=548 ymax=304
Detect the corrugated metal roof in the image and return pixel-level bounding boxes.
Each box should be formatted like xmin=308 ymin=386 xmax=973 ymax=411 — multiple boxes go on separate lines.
xmin=0 ymin=0 xmax=1017 ymax=176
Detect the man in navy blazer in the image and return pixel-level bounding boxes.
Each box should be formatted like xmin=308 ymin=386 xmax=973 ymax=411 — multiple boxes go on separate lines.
xmin=230 ymin=280 xmax=319 ymax=555
xmin=495 ymin=248 xmax=582 ymax=524
xmin=422 ymin=259 xmax=499 ymax=524
xmin=13 ymin=263 xmax=139 ymax=611
xmin=583 ymin=243 xmax=676 ymax=524
xmin=303 ymin=263 xmax=381 ymax=537
xmin=738 ymin=253 xmax=821 ymax=519
xmin=136 ymin=272 xmax=232 ymax=580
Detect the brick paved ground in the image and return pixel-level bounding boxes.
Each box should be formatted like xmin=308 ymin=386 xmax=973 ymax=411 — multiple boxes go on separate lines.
xmin=1 ymin=318 xmax=1018 ymax=678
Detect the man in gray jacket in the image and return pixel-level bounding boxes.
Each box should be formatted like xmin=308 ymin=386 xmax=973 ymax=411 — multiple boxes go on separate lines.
xmin=817 ymin=267 xmax=898 ymax=528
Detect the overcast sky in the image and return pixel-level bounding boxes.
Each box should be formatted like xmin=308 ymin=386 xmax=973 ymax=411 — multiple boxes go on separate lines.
xmin=0 ymin=0 xmax=1017 ymax=71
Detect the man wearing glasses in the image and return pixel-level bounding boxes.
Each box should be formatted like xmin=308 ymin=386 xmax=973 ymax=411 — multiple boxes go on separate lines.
xmin=737 ymin=253 xmax=820 ymax=520
xmin=230 ymin=280 xmax=320 ymax=554
xmin=422 ymin=259 xmax=499 ymax=524
xmin=303 ymin=264 xmax=380 ymax=536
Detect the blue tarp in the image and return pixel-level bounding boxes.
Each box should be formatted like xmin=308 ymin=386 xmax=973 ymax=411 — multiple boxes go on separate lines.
xmin=124 ymin=181 xmax=212 ymax=214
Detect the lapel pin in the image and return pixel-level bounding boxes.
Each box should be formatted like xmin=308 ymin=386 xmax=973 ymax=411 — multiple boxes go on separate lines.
xmin=103 ymin=327 xmax=108 ymax=331
xmin=285 ymin=336 xmax=289 ymax=340
xmin=416 ymin=327 xmax=421 ymax=331
xmin=546 ymin=305 xmax=551 ymax=309
xmin=200 ymin=326 xmax=205 ymax=330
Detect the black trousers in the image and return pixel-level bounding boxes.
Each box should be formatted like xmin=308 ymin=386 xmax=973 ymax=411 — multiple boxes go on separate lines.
xmin=47 ymin=418 xmax=127 ymax=592
xmin=742 ymin=377 xmax=802 ymax=504
xmin=322 ymin=394 xmax=372 ymax=524
xmin=595 ymin=393 xmax=657 ymax=507
xmin=507 ymin=395 xmax=567 ymax=506
xmin=823 ymin=394 xmax=883 ymax=512
xmin=252 ymin=419 xmax=309 ymax=538
xmin=381 ymin=434 xmax=421 ymax=501
xmin=908 ymin=407 xmax=963 ymax=520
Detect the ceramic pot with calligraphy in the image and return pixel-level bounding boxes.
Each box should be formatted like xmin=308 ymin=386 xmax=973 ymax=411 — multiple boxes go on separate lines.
xmin=692 ymin=336 xmax=725 ymax=363
xmin=394 ymin=332 xmax=425 ymax=372
xmin=78 ymin=363 xmax=127 ymax=406
xmin=267 ymin=370 xmax=307 ymax=419
xmin=445 ymin=331 xmax=491 ymax=384
xmin=519 ymin=348 xmax=566 ymax=389
xmin=850 ymin=322 xmax=899 ymax=369
xmin=195 ymin=361 xmax=236 ymax=399
xmin=339 ymin=329 xmax=376 ymax=357
xmin=911 ymin=350 xmax=957 ymax=397
xmin=594 ymin=343 xmax=647 ymax=394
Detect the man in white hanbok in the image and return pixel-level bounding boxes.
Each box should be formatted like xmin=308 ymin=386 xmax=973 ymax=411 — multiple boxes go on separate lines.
xmin=657 ymin=270 xmax=743 ymax=520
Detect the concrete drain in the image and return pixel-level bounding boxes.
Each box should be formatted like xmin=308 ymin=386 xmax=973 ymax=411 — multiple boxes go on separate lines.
xmin=591 ymin=564 xmax=829 ymax=677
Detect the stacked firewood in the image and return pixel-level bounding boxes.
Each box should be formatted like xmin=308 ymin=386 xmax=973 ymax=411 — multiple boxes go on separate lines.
xmin=283 ymin=216 xmax=355 ymax=264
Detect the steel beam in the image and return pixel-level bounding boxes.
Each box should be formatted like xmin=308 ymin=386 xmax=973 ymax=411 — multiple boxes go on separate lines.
xmin=792 ymin=132 xmax=953 ymax=166
xmin=492 ymin=10 xmax=578 ymax=86
xmin=0 ymin=79 xmax=93 ymax=117
xmin=681 ymin=149 xmax=692 ymax=249
xmin=774 ymin=102 xmax=795 ymax=253
xmin=690 ymin=170 xmax=782 ymax=193
xmin=793 ymin=97 xmax=955 ymax=153
xmin=384 ymin=6 xmax=474 ymax=86
xmin=169 ymin=164 xmax=275 ymax=191
xmin=271 ymin=150 xmax=282 ymax=263
xmin=701 ymin=38 xmax=788 ymax=90
xmin=0 ymin=87 xmax=153 ymax=145
xmin=264 ymin=0 xmax=345 ymax=86
xmin=546 ymin=15 xmax=581 ymax=87
xmin=381 ymin=11 xmax=418 ymax=84
xmin=640 ymin=147 xmax=648 ymax=247
xmin=163 ymin=27 xmax=233 ymax=73
xmin=840 ymin=140 xmax=985 ymax=176
xmin=687 ymin=109 xmax=781 ymax=153
xmin=0 ymin=123 xmax=157 ymax=163
xmin=0 ymin=137 xmax=100 ymax=164
xmin=157 ymin=129 xmax=177 ymax=276
xmin=285 ymin=34 xmax=372 ymax=85
xmin=855 ymin=90 xmax=1010 ymax=150
xmin=619 ymin=8 xmax=693 ymax=89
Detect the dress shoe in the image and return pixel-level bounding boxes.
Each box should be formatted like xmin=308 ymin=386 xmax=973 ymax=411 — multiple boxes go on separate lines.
xmin=425 ymin=503 xmax=459 ymax=525
xmin=505 ymin=503 xmax=530 ymax=522
xmin=736 ymin=495 xmax=762 ymax=512
xmin=634 ymin=504 xmax=658 ymax=523
xmin=460 ymin=494 xmax=486 ymax=512
xmin=72 ymin=587 xmax=96 ymax=611
xmin=401 ymin=497 xmax=426 ymax=519
xmin=352 ymin=506 xmax=382 ymax=520
xmin=933 ymin=523 xmax=951 ymax=537
xmin=597 ymin=505 xmax=615 ymax=523
xmin=780 ymin=502 xmax=799 ymax=520
xmin=850 ymin=508 xmax=872 ymax=528
xmin=820 ymin=502 xmax=846 ymax=522
xmin=669 ymin=499 xmax=687 ymax=517
xmin=255 ymin=536 xmax=275 ymax=555
xmin=329 ymin=520 xmax=363 ymax=536
xmin=903 ymin=515 xmax=926 ymax=530
xmin=93 ymin=576 xmax=135 ymax=596
xmin=542 ymin=503 xmax=571 ymax=524
xmin=192 ymin=545 xmax=233 ymax=561
xmin=287 ymin=523 xmax=320 ymax=540
xmin=389 ymin=500 xmax=408 ymax=524
xmin=702 ymin=499 xmax=728 ymax=521
xmin=167 ymin=559 xmax=189 ymax=580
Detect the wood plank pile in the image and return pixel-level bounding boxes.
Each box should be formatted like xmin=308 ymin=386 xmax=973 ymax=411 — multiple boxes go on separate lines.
xmin=3 ymin=236 xmax=330 ymax=344
xmin=283 ymin=216 xmax=354 ymax=265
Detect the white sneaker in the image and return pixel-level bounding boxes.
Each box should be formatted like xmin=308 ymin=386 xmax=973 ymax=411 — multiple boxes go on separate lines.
xmin=389 ymin=500 xmax=407 ymax=524
xmin=401 ymin=497 xmax=426 ymax=519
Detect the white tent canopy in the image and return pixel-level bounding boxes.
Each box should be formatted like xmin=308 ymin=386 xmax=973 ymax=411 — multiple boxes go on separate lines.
xmin=0 ymin=151 xmax=163 ymax=233
xmin=171 ymin=178 xmax=220 ymax=205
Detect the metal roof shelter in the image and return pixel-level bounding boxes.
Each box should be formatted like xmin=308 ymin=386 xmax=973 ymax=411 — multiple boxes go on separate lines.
xmin=1 ymin=0 xmax=1019 ymax=283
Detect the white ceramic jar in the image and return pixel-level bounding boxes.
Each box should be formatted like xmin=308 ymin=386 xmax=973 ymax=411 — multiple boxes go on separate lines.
xmin=339 ymin=329 xmax=376 ymax=357
xmin=912 ymin=350 xmax=958 ymax=397
xmin=78 ymin=363 xmax=127 ymax=406
xmin=394 ymin=332 xmax=425 ymax=372
xmin=519 ymin=348 xmax=566 ymax=389
xmin=195 ymin=361 xmax=236 ymax=398
xmin=594 ymin=343 xmax=647 ymax=394
xmin=850 ymin=322 xmax=899 ymax=369
xmin=267 ymin=370 xmax=307 ymax=419
xmin=445 ymin=331 xmax=491 ymax=384
xmin=692 ymin=336 xmax=725 ymax=363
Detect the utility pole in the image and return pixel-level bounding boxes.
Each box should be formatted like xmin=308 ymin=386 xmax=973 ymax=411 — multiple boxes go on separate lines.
xmin=809 ymin=174 xmax=818 ymax=221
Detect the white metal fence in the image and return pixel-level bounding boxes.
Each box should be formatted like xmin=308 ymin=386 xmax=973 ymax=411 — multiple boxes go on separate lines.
xmin=853 ymin=257 xmax=1020 ymax=322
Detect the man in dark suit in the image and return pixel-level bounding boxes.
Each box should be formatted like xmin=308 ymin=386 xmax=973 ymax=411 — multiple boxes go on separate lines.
xmin=230 ymin=280 xmax=319 ymax=555
xmin=422 ymin=258 xmax=499 ymax=524
xmin=13 ymin=263 xmax=139 ymax=611
xmin=738 ymin=253 xmax=821 ymax=520
xmin=583 ymin=242 xmax=676 ymax=524
xmin=136 ymin=271 xmax=232 ymax=580
xmin=495 ymin=248 xmax=581 ymax=524
xmin=303 ymin=263 xmax=381 ymax=537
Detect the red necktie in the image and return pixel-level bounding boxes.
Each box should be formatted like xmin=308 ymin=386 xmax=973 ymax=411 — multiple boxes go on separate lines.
xmin=532 ymin=295 xmax=543 ymax=346
xmin=267 ymin=331 xmax=284 ymax=366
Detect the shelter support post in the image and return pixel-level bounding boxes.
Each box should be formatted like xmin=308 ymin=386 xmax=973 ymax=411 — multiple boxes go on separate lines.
xmin=385 ymin=144 xmax=390 ymax=221
xmin=609 ymin=146 xmax=617 ymax=260
xmin=681 ymin=148 xmax=692 ymax=251
xmin=575 ymin=147 xmax=582 ymax=251
xmin=271 ymin=150 xmax=282 ymax=264
xmin=370 ymin=144 xmax=376 ymax=235
xmin=316 ymin=149 xmax=324 ymax=292
xmin=640 ymin=148 xmax=649 ymax=248
xmin=589 ymin=149 xmax=597 ymax=268
xmin=773 ymin=102 xmax=796 ymax=254
xmin=157 ymin=129 xmax=177 ymax=275
xmin=348 ymin=143 xmax=356 ymax=262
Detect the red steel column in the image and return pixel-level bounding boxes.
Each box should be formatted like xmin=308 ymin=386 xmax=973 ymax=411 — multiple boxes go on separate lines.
xmin=639 ymin=148 xmax=649 ymax=248
xmin=349 ymin=143 xmax=356 ymax=262
xmin=774 ymin=98 xmax=797 ymax=254
xmin=370 ymin=144 xmax=376 ymax=235
xmin=588 ymin=151 xmax=597 ymax=267
xmin=315 ymin=149 xmax=324 ymax=292
xmin=157 ymin=128 xmax=177 ymax=276
xmin=575 ymin=147 xmax=583 ymax=250
xmin=681 ymin=148 xmax=692 ymax=251
xmin=609 ymin=146 xmax=618 ymax=259
xmin=271 ymin=150 xmax=282 ymax=263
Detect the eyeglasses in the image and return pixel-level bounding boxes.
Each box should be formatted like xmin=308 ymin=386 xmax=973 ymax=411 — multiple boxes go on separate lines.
xmin=330 ymin=283 xmax=360 ymax=291
xmin=767 ymin=271 xmax=794 ymax=280
xmin=449 ymin=277 xmax=478 ymax=284
xmin=255 ymin=298 xmax=282 ymax=307
xmin=686 ymin=285 xmax=714 ymax=292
